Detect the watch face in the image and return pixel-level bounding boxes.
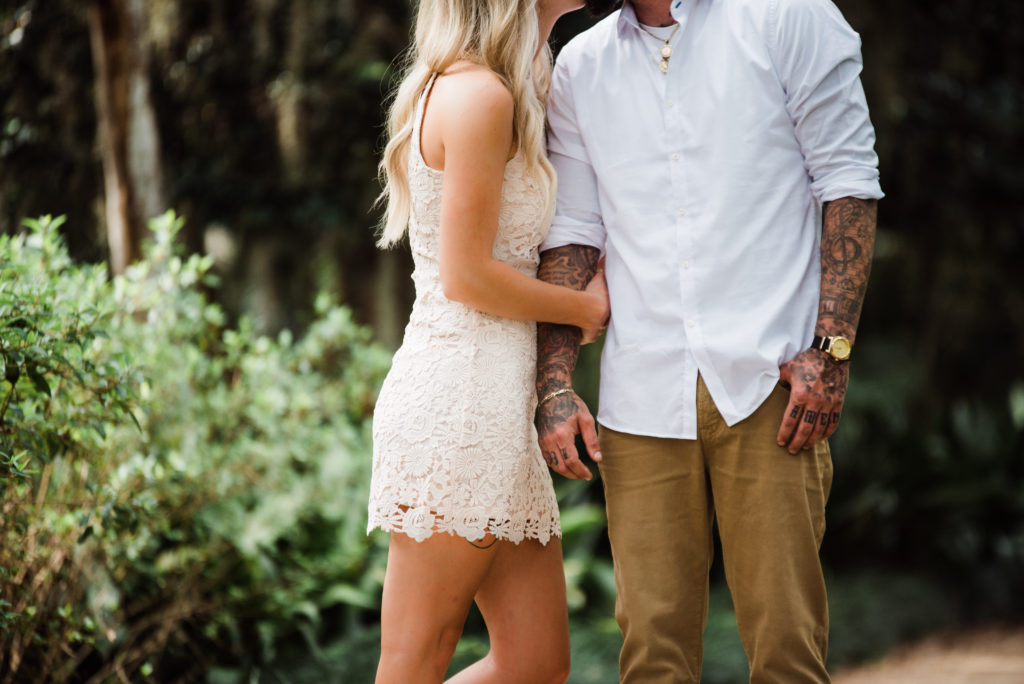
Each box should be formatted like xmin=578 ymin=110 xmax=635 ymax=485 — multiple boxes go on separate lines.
xmin=830 ymin=337 xmax=852 ymax=360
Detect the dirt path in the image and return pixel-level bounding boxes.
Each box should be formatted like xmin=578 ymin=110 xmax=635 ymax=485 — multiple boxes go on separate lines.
xmin=831 ymin=626 xmax=1024 ymax=684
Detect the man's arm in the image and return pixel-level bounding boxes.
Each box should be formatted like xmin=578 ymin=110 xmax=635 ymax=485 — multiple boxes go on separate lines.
xmin=777 ymin=197 xmax=877 ymax=453
xmin=536 ymin=244 xmax=602 ymax=480
xmin=770 ymin=0 xmax=882 ymax=452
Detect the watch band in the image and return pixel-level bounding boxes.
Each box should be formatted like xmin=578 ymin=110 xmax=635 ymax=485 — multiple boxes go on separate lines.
xmin=811 ymin=335 xmax=831 ymax=353
xmin=811 ymin=335 xmax=852 ymax=361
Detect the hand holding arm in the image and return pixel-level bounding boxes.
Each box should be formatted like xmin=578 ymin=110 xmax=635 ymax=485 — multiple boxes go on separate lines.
xmin=433 ymin=69 xmax=608 ymax=330
xmin=537 ymin=55 xmax=609 ymax=479
xmin=536 ymin=245 xmax=603 ymax=480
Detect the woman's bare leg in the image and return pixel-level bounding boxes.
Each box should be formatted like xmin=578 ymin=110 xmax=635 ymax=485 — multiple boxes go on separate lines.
xmin=376 ymin=531 xmax=500 ymax=684
xmin=446 ymin=537 xmax=571 ymax=684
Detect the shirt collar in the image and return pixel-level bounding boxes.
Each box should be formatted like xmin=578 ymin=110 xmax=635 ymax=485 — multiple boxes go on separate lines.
xmin=616 ymin=1 xmax=688 ymax=36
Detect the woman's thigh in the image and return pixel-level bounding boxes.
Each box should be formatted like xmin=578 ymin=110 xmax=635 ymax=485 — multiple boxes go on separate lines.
xmin=380 ymin=531 xmax=500 ymax=653
xmin=472 ymin=538 xmax=570 ymax=672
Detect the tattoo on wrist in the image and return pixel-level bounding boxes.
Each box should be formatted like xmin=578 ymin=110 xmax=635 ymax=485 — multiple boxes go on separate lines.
xmin=536 ymin=393 xmax=579 ymax=437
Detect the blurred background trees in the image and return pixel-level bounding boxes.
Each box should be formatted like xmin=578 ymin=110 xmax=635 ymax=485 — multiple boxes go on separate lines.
xmin=1 ymin=0 xmax=1022 ymax=681
xmin=2 ymin=0 xmax=413 ymax=343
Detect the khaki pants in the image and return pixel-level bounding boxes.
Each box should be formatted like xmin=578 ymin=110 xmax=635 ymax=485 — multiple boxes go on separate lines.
xmin=598 ymin=377 xmax=833 ymax=683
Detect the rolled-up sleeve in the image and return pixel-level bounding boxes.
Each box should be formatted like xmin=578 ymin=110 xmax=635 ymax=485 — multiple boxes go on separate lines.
xmin=770 ymin=0 xmax=884 ymax=203
xmin=543 ymin=56 xmax=606 ymax=252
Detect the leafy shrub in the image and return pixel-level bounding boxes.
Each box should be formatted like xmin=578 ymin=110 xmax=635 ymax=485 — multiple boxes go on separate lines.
xmin=0 ymin=213 xmax=391 ymax=681
xmin=1 ymin=215 xmax=139 ymax=679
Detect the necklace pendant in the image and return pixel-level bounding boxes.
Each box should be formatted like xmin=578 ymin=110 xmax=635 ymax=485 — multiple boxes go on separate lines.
xmin=659 ymin=59 xmax=669 ymax=73
xmin=660 ymin=44 xmax=673 ymax=59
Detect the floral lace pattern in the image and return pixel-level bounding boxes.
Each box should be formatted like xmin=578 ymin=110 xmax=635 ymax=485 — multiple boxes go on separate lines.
xmin=367 ymin=75 xmax=560 ymax=545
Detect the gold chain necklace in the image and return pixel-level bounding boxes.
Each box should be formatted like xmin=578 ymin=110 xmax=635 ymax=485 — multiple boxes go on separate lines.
xmin=636 ymin=22 xmax=680 ymax=74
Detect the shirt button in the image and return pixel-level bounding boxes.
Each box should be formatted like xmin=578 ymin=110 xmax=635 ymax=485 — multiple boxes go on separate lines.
xmin=667 ymin=99 xmax=675 ymax=107
xmin=678 ymin=208 xmax=687 ymax=216
xmin=687 ymin=320 xmax=696 ymax=328
xmin=682 ymin=261 xmax=690 ymax=269
xmin=671 ymin=153 xmax=680 ymax=161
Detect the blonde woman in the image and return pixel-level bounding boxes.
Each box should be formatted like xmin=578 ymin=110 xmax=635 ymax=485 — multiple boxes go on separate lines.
xmin=367 ymin=0 xmax=606 ymax=681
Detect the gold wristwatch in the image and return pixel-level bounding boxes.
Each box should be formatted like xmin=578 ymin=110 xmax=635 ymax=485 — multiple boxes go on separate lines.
xmin=811 ymin=335 xmax=852 ymax=361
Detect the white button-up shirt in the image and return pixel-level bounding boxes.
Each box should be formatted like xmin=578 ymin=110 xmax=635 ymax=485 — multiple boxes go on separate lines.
xmin=543 ymin=0 xmax=884 ymax=439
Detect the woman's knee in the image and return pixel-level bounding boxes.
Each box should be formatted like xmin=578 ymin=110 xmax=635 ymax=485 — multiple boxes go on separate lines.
xmin=378 ymin=619 xmax=465 ymax=680
xmin=492 ymin=645 xmax=570 ymax=684
xmin=540 ymin=653 xmax=572 ymax=684
xmin=522 ymin=660 xmax=571 ymax=684
xmin=435 ymin=620 xmax=465 ymax=665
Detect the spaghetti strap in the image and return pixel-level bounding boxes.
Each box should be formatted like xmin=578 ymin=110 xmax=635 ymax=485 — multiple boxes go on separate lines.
xmin=412 ymin=74 xmax=439 ymax=169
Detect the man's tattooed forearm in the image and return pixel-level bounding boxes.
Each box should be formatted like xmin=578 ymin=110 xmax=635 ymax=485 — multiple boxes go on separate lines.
xmin=819 ymin=294 xmax=863 ymax=320
xmin=536 ymin=244 xmax=601 ymax=290
xmin=818 ymin=198 xmax=877 ymax=337
xmin=536 ymin=245 xmax=602 ymax=397
xmin=537 ymin=324 xmax=580 ymax=394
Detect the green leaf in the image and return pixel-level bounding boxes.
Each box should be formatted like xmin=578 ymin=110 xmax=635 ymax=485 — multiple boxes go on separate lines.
xmin=3 ymin=360 xmax=19 ymax=384
xmin=25 ymin=345 xmax=47 ymax=361
xmin=26 ymin=365 xmax=51 ymax=396
xmin=122 ymin=405 xmax=143 ymax=432
xmin=322 ymin=583 xmax=377 ymax=609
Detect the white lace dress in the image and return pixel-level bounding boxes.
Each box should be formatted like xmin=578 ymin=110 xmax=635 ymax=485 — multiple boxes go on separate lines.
xmin=367 ymin=75 xmax=561 ymax=545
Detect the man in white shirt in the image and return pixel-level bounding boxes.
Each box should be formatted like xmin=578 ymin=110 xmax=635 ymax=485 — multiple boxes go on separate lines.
xmin=535 ymin=0 xmax=882 ymax=681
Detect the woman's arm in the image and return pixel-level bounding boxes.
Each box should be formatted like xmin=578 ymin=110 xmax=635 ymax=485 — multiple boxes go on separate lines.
xmin=427 ymin=68 xmax=608 ymax=331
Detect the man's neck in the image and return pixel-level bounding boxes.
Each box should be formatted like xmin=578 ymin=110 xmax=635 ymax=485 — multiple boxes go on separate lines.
xmin=631 ymin=0 xmax=676 ymax=27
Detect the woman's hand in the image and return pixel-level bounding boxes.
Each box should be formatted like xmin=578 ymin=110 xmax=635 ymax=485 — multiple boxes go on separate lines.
xmin=580 ymin=259 xmax=609 ymax=344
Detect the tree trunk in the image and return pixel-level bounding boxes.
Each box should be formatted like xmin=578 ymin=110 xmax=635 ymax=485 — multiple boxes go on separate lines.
xmin=276 ymin=0 xmax=310 ymax=188
xmin=88 ymin=0 xmax=166 ymax=274
xmin=372 ymin=249 xmax=404 ymax=350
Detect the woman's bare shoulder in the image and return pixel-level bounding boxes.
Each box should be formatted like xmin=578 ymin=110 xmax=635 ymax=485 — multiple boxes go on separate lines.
xmin=431 ymin=62 xmax=514 ymax=127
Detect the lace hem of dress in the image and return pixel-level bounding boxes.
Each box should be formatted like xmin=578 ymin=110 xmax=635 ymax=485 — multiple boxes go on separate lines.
xmin=367 ymin=504 xmax=560 ymax=546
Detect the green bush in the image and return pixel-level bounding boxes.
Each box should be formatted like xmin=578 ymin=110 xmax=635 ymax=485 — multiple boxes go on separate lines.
xmin=1 ymin=213 xmax=392 ymax=681
xmin=1 ymin=215 xmax=139 ymax=679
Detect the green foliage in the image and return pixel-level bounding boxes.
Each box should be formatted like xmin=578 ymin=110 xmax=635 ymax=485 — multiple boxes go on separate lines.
xmin=0 ymin=215 xmax=136 ymax=483
xmin=0 ymin=213 xmax=392 ymax=681
xmin=0 ymin=215 xmax=139 ymax=679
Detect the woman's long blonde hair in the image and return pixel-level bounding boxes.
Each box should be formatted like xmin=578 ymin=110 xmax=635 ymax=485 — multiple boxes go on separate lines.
xmin=376 ymin=0 xmax=557 ymax=247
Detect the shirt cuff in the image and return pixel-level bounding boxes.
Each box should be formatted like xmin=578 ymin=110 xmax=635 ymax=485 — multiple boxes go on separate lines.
xmin=814 ymin=174 xmax=884 ymax=203
xmin=541 ymin=218 xmax=606 ymax=253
